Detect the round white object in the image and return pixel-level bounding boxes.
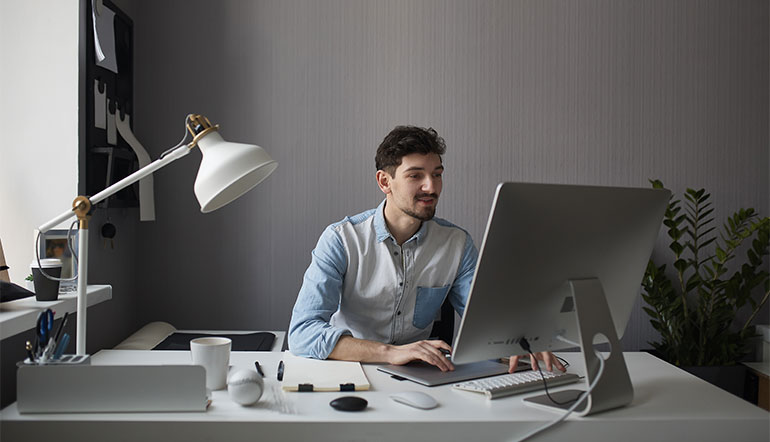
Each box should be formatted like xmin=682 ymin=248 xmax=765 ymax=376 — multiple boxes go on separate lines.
xmin=227 ymin=369 xmax=263 ymax=405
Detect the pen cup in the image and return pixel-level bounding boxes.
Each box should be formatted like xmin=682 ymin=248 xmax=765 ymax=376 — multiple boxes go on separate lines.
xmin=190 ymin=337 xmax=231 ymax=390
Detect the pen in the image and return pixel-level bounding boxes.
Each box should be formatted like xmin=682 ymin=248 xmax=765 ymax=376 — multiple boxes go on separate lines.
xmin=53 ymin=333 xmax=70 ymax=359
xmin=277 ymin=360 xmax=284 ymax=381
xmin=254 ymin=360 xmax=265 ymax=377
xmin=25 ymin=341 xmax=35 ymax=363
xmin=53 ymin=312 xmax=69 ymax=344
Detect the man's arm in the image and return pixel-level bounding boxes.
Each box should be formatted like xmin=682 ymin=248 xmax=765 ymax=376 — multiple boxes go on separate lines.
xmin=328 ymin=335 xmax=455 ymax=372
xmin=288 ymin=226 xmax=352 ymax=359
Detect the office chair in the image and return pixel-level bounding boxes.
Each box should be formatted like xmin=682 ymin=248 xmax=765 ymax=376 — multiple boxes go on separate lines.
xmin=429 ymin=297 xmax=455 ymax=345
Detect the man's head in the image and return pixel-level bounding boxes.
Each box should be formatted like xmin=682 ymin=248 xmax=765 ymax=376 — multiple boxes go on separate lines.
xmin=375 ymin=126 xmax=446 ymax=222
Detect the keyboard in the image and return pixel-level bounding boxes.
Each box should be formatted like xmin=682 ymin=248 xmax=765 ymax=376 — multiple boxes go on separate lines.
xmin=452 ymin=370 xmax=581 ymax=399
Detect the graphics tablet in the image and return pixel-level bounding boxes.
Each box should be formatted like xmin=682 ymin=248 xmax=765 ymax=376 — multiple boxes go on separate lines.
xmin=377 ymin=358 xmax=528 ymax=387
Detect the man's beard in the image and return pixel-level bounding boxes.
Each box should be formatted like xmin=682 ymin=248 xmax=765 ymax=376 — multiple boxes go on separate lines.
xmin=403 ymin=193 xmax=438 ymax=221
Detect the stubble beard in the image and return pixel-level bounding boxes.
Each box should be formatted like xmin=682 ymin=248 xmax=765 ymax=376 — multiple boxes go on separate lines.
xmin=403 ymin=194 xmax=438 ymax=221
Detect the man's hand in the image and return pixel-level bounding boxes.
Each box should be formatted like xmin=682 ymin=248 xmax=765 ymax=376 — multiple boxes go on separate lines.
xmin=328 ymin=336 xmax=454 ymax=371
xmin=385 ymin=340 xmax=455 ymax=372
xmin=508 ymin=351 xmax=566 ymax=373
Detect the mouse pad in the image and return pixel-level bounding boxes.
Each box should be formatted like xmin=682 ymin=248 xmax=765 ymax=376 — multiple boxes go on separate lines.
xmin=377 ymin=358 xmax=527 ymax=386
xmin=153 ymin=332 xmax=275 ymax=351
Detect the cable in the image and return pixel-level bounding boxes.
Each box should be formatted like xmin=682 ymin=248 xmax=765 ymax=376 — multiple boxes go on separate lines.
xmin=518 ymin=339 xmax=573 ymax=406
xmin=159 ymin=114 xmax=194 ymax=159
xmin=510 ymin=337 xmax=606 ymax=442
xmin=34 ymin=221 xmax=80 ymax=283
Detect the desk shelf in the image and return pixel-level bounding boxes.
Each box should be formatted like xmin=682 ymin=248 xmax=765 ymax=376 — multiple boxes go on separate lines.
xmin=0 ymin=285 xmax=111 ymax=339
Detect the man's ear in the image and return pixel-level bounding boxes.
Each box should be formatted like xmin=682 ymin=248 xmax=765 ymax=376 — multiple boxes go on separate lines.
xmin=376 ymin=169 xmax=392 ymax=195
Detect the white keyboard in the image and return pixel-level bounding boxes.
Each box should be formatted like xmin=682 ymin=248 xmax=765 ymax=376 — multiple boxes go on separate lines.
xmin=452 ymin=370 xmax=581 ymax=399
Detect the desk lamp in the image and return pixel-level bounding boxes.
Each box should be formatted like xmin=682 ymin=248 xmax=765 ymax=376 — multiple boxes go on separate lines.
xmin=37 ymin=114 xmax=278 ymax=355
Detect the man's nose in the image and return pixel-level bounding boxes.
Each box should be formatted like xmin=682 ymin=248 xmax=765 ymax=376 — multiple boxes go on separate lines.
xmin=422 ymin=177 xmax=437 ymax=194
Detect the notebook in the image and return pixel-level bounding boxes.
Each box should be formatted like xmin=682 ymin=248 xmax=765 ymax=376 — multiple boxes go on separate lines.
xmin=281 ymin=352 xmax=370 ymax=392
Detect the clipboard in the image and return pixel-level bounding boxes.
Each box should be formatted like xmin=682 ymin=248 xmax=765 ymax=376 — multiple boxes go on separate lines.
xmin=281 ymin=352 xmax=370 ymax=392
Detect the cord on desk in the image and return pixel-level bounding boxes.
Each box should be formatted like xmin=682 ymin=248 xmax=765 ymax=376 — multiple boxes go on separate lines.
xmin=511 ymin=336 xmax=606 ymax=442
xmin=518 ymin=338 xmax=572 ymax=406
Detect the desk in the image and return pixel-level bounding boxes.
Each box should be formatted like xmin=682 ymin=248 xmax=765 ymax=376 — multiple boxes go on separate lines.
xmin=1 ymin=351 xmax=767 ymax=442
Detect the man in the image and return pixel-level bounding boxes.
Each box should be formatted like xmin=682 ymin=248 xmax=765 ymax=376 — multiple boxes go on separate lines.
xmin=288 ymin=126 xmax=563 ymax=373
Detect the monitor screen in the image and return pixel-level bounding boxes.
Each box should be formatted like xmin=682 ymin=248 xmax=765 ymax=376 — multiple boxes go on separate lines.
xmin=452 ymin=182 xmax=670 ymax=365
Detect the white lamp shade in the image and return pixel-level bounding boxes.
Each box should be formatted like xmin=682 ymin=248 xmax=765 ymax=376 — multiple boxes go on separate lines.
xmin=193 ymin=131 xmax=278 ymax=213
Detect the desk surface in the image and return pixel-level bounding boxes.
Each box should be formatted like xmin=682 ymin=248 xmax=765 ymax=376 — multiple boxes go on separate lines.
xmin=1 ymin=351 xmax=767 ymax=442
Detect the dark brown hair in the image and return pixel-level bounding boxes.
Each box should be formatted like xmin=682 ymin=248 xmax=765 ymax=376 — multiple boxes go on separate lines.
xmin=375 ymin=126 xmax=446 ymax=174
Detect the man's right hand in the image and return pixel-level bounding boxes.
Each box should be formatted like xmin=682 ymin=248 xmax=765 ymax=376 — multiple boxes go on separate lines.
xmin=385 ymin=339 xmax=455 ymax=372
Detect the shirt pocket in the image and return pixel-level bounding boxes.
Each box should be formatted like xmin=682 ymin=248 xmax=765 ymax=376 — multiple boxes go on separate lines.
xmin=413 ymin=285 xmax=451 ymax=329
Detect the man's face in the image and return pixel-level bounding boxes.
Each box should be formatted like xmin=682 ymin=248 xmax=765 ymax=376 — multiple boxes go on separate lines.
xmin=385 ymin=153 xmax=444 ymax=221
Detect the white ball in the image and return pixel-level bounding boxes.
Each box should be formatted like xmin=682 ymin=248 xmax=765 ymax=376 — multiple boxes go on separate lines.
xmin=227 ymin=369 xmax=264 ymax=405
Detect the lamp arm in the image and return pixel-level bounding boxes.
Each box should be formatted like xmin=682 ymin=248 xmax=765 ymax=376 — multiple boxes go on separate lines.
xmin=38 ymin=145 xmax=192 ymax=233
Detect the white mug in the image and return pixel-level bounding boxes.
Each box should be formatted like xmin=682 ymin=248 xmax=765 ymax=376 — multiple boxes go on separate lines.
xmin=190 ymin=337 xmax=232 ymax=390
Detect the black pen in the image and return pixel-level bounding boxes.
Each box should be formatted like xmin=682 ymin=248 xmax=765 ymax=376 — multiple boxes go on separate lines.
xmin=53 ymin=312 xmax=69 ymax=343
xmin=277 ymin=360 xmax=284 ymax=381
xmin=254 ymin=360 xmax=265 ymax=377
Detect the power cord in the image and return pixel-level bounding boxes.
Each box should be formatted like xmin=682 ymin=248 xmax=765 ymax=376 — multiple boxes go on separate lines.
xmin=511 ymin=337 xmax=606 ymax=442
xmin=35 ymin=220 xmax=80 ymax=282
xmin=518 ymin=338 xmax=573 ymax=406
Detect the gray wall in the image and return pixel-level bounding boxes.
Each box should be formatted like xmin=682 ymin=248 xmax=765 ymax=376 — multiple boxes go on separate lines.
xmin=122 ymin=0 xmax=768 ymax=350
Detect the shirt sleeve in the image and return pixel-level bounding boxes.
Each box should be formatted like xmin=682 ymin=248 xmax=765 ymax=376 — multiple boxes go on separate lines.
xmin=447 ymin=231 xmax=478 ymax=318
xmin=288 ymin=225 xmax=352 ymax=359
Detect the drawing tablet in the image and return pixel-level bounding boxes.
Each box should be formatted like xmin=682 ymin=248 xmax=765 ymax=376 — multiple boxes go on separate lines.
xmin=377 ymin=358 xmax=528 ymax=387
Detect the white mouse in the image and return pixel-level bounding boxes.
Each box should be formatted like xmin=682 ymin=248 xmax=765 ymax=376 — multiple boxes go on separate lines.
xmin=390 ymin=391 xmax=438 ymax=410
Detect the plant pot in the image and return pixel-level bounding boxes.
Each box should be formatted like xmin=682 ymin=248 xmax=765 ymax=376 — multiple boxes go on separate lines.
xmin=680 ymin=364 xmax=748 ymax=400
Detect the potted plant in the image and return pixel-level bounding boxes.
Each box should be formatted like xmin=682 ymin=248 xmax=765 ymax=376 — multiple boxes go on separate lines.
xmin=25 ymin=273 xmax=34 ymax=292
xmin=641 ymin=180 xmax=769 ymax=397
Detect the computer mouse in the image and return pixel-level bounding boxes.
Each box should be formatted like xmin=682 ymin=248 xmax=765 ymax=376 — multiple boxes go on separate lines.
xmin=329 ymin=396 xmax=368 ymax=412
xmin=390 ymin=391 xmax=438 ymax=410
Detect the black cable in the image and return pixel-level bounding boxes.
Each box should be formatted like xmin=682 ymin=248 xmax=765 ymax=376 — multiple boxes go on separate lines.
xmin=519 ymin=338 xmax=574 ymax=406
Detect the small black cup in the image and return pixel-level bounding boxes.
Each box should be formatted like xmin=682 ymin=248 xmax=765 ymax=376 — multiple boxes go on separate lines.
xmin=30 ymin=259 xmax=62 ymax=301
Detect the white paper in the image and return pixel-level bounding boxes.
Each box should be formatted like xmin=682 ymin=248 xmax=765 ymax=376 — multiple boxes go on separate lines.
xmin=94 ymin=80 xmax=106 ymax=129
xmin=116 ymin=114 xmax=155 ymax=221
xmin=93 ymin=2 xmax=118 ymax=73
xmin=106 ymin=108 xmax=117 ymax=145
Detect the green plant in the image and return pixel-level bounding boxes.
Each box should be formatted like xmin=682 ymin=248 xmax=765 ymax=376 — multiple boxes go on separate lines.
xmin=25 ymin=274 xmax=33 ymax=281
xmin=641 ymin=180 xmax=770 ymax=367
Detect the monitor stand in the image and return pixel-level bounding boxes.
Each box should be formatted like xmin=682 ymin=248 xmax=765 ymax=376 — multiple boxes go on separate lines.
xmin=523 ymin=278 xmax=634 ymax=416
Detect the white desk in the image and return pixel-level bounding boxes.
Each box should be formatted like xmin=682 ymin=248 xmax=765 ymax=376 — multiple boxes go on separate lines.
xmin=1 ymin=351 xmax=767 ymax=442
xmin=0 ymin=285 xmax=111 ymax=339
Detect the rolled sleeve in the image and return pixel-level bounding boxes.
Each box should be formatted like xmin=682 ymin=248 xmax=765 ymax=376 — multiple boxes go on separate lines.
xmin=288 ymin=226 xmax=352 ymax=359
xmin=448 ymin=232 xmax=478 ymax=317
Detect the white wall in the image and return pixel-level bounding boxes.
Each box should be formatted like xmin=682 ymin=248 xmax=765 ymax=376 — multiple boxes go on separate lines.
xmin=0 ymin=0 xmax=80 ymax=284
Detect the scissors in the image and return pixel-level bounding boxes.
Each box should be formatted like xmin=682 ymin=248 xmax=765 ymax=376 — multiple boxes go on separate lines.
xmin=36 ymin=309 xmax=54 ymax=349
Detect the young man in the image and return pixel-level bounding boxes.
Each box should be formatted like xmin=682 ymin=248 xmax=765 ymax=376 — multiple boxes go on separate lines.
xmin=288 ymin=126 xmax=563 ymax=373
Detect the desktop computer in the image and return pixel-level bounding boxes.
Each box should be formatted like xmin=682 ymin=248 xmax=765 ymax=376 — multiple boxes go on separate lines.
xmin=451 ymin=182 xmax=670 ymax=416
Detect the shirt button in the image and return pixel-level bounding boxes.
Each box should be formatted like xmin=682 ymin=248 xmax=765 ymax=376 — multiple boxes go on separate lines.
xmin=399 ymin=282 xmax=403 ymax=286
xmin=394 ymin=251 xmax=399 ymax=256
xmin=397 ymin=311 xmax=402 ymax=315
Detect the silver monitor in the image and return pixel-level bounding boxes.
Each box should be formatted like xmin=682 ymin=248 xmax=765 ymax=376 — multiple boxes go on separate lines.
xmin=452 ymin=182 xmax=669 ymax=415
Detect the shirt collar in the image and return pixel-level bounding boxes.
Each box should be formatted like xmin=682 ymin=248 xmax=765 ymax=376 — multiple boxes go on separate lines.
xmin=374 ymin=199 xmax=429 ymax=244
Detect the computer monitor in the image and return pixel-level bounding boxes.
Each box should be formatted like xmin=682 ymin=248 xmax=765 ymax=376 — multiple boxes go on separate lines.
xmin=451 ymin=182 xmax=670 ymax=415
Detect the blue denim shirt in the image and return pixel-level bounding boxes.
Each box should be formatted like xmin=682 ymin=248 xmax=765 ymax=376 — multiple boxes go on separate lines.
xmin=288 ymin=200 xmax=478 ymax=359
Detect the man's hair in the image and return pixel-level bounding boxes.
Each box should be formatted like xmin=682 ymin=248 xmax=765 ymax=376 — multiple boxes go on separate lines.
xmin=375 ymin=126 xmax=446 ymax=174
